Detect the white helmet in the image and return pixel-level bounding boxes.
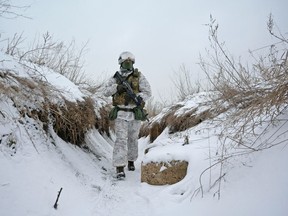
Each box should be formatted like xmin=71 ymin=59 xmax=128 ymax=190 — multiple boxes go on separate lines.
xmin=118 ymin=51 xmax=135 ymax=65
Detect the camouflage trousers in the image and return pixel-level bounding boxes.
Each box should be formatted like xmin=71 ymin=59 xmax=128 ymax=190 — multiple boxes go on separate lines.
xmin=113 ymin=118 xmax=141 ymax=167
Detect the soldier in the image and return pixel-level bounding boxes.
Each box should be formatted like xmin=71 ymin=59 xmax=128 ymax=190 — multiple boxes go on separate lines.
xmin=103 ymin=51 xmax=152 ymax=179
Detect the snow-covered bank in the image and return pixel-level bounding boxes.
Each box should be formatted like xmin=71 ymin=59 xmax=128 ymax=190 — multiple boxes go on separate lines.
xmin=1 ymin=115 xmax=287 ymax=216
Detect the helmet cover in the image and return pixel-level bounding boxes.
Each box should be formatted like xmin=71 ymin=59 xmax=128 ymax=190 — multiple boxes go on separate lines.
xmin=118 ymin=51 xmax=135 ymax=65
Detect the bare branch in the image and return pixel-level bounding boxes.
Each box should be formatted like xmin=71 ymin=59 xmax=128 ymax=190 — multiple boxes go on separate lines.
xmin=0 ymin=0 xmax=31 ymax=19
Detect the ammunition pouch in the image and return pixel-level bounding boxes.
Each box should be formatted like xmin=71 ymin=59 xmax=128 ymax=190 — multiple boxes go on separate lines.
xmin=133 ymin=106 xmax=148 ymax=121
xmin=108 ymin=106 xmax=120 ymax=120
xmin=108 ymin=105 xmax=148 ymax=121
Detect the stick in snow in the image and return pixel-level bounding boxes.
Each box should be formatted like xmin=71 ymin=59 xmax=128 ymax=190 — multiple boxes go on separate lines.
xmin=53 ymin=187 xmax=63 ymax=209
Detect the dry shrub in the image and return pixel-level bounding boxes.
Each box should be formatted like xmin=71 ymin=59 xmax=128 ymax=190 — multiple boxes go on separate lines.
xmin=169 ymin=108 xmax=198 ymax=133
xmin=14 ymin=76 xmax=37 ymax=90
xmin=94 ymin=106 xmax=110 ymax=137
xmin=172 ymin=64 xmax=201 ymax=101
xmin=149 ymin=122 xmax=161 ymax=143
xmin=139 ymin=121 xmax=163 ymax=143
xmin=141 ymin=103 xmax=222 ymax=143
xmin=138 ymin=121 xmax=150 ymax=138
xmin=167 ymin=107 xmax=222 ymax=134
xmin=193 ymin=15 xmax=288 ymax=199
xmin=147 ymin=105 xmax=182 ymax=143
xmin=139 ymin=106 xmax=179 ymax=143
xmin=200 ymin=15 xmax=288 ymax=150
xmin=144 ymin=97 xmax=164 ymax=118
xmin=3 ymin=32 xmax=89 ymax=85
xmin=49 ymin=98 xmax=96 ymax=146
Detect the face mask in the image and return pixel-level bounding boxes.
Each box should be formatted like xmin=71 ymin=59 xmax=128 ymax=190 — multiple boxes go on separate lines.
xmin=121 ymin=60 xmax=133 ymax=70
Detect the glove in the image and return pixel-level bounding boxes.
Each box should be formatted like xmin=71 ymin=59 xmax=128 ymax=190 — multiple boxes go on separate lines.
xmin=136 ymin=96 xmax=144 ymax=106
xmin=117 ymin=84 xmax=126 ymax=94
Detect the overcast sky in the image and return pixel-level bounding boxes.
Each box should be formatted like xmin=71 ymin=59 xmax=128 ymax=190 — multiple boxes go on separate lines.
xmin=1 ymin=0 xmax=288 ymax=101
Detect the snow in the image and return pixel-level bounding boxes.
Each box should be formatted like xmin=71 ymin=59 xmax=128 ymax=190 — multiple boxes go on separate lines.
xmin=0 ymin=52 xmax=85 ymax=102
xmin=1 ymin=51 xmax=288 ymax=216
xmin=35 ymin=67 xmax=85 ymax=102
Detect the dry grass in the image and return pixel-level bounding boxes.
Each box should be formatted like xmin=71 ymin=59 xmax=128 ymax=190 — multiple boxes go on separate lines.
xmin=0 ymin=69 xmax=110 ymax=146
xmin=49 ymin=98 xmax=96 ymax=145
xmin=139 ymin=105 xmax=181 ymax=143
xmin=192 ymin=15 xmax=288 ymax=199
xmin=140 ymin=103 xmax=225 ymax=143
xmin=94 ymin=105 xmax=110 ymax=137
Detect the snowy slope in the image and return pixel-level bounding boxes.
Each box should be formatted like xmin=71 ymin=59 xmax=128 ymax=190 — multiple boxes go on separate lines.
xmin=1 ymin=51 xmax=288 ymax=216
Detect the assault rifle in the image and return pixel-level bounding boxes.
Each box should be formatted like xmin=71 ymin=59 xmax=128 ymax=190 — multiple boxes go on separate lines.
xmin=114 ymin=71 xmax=143 ymax=106
xmin=113 ymin=71 xmax=148 ymax=121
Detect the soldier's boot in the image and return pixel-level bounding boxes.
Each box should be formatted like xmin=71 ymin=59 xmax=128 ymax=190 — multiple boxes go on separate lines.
xmin=128 ymin=161 xmax=135 ymax=171
xmin=116 ymin=166 xmax=125 ymax=179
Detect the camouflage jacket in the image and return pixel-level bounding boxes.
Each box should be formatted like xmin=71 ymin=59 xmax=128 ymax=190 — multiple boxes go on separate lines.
xmin=103 ymin=68 xmax=152 ymax=120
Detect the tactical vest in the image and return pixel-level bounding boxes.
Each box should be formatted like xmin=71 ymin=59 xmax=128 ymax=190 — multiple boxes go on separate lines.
xmin=112 ymin=70 xmax=140 ymax=106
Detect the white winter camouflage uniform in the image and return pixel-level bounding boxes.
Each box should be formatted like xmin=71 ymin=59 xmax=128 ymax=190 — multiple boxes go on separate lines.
xmin=103 ymin=69 xmax=151 ymax=167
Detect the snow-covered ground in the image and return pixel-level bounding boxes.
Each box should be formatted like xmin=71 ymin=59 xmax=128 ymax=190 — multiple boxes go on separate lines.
xmin=1 ymin=51 xmax=288 ymax=216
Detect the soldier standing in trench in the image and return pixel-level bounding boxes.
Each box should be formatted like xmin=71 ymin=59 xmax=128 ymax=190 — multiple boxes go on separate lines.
xmin=103 ymin=51 xmax=152 ymax=179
